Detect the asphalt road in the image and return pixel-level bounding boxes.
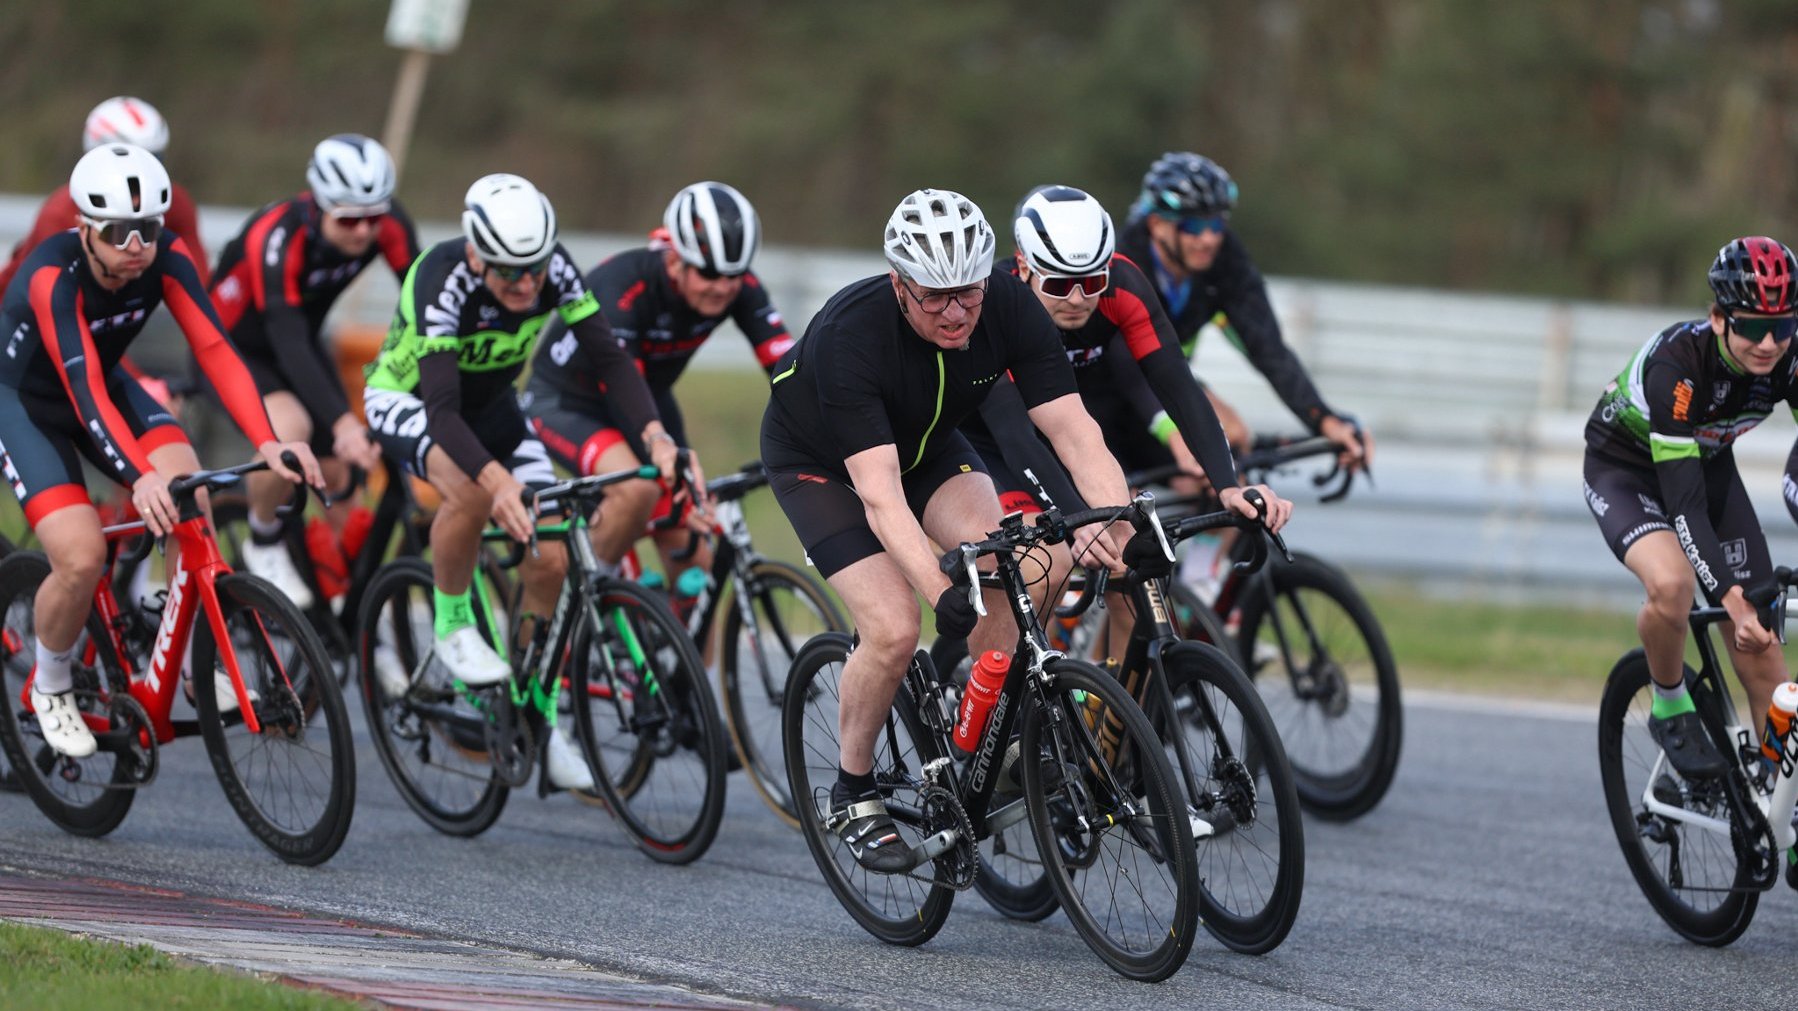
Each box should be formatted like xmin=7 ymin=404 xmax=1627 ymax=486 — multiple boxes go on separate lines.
xmin=0 ymin=690 xmax=1792 ymax=1010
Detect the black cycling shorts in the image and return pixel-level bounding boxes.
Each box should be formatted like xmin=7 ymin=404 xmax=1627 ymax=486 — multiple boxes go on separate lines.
xmin=1583 ymin=450 xmax=1769 ymax=583
xmin=363 ymin=387 xmax=555 ymax=490
xmin=766 ymin=436 xmax=989 ymax=578
xmin=0 ymin=372 xmax=188 ymax=525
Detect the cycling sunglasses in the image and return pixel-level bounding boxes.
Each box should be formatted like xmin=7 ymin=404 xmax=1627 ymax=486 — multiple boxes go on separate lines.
xmin=687 ymin=262 xmax=745 ymax=282
xmin=83 ymin=215 xmax=164 ymax=249
xmin=1728 ymin=313 xmax=1798 ymax=344
xmin=1037 ymin=271 xmax=1109 ymax=300
xmin=327 ymin=208 xmax=387 ymax=230
xmin=1176 ymin=214 xmax=1229 ymax=236
xmin=486 ymin=256 xmax=552 ymax=282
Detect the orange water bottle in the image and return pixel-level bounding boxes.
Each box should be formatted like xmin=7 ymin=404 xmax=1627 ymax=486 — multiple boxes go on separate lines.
xmin=954 ymin=651 xmax=1010 ymax=753
xmin=1761 ymin=681 xmax=1798 ymax=768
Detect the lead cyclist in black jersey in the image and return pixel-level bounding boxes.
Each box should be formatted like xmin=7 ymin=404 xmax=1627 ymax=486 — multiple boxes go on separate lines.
xmin=1583 ymin=237 xmax=1798 ymax=777
xmin=360 ymin=174 xmax=680 ymax=791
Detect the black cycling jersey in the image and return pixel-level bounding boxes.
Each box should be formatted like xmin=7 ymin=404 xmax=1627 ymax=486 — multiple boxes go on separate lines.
xmin=531 ymin=245 xmax=792 ymax=401
xmin=363 ymin=238 xmax=656 ymax=479
xmin=1117 ymin=215 xmax=1332 ymax=431
xmin=760 ymin=268 xmax=1075 ymax=477
xmin=0 ymin=231 xmax=275 ymax=486
xmin=1584 ymin=318 xmax=1798 ymax=602
xmin=210 ymin=194 xmax=420 ymax=425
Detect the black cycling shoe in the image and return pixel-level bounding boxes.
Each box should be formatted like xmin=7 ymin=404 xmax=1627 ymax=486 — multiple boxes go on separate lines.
xmin=827 ymin=785 xmax=914 ymax=874
xmin=1648 ymin=710 xmax=1729 ymax=780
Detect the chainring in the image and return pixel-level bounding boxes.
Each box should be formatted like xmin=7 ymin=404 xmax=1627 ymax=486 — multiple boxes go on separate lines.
xmin=482 ymin=690 xmax=535 ymax=788
xmin=107 ymin=692 xmax=157 ymax=787
xmin=916 ymin=784 xmax=978 ymax=890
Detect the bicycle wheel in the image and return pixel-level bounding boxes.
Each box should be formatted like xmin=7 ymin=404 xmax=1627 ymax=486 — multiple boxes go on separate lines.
xmin=782 ymin=632 xmax=954 ymax=945
xmin=1021 ymin=656 xmax=1199 ymax=981
xmin=572 ymin=579 xmax=727 ymax=864
xmin=192 ymin=571 xmax=356 ymax=865
xmin=356 ymin=558 xmax=509 ymax=836
xmin=719 ymin=558 xmax=846 ymax=829
xmin=1169 ymin=579 xmax=1235 ymax=655
xmin=1160 ymin=641 xmax=1305 ymax=954
xmin=0 ymin=552 xmax=137 ymax=835
xmin=1234 ymin=552 xmax=1402 ymax=820
xmin=925 ymin=634 xmax=1058 ymax=921
xmin=1597 ymin=650 xmax=1758 ymax=945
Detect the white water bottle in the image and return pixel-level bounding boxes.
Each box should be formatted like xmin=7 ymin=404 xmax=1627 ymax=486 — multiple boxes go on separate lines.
xmin=1764 ymin=682 xmax=1798 ymax=850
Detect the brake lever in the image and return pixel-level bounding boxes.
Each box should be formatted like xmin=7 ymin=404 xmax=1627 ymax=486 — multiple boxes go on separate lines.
xmin=963 ymin=545 xmax=985 ymax=618
xmin=1135 ymin=490 xmax=1174 ymax=564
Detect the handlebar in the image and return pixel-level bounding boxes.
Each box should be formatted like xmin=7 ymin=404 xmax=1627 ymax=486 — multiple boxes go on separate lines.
xmin=938 ymin=493 xmax=1171 ymax=617
xmin=1746 ymin=565 xmax=1798 ymax=645
xmin=1130 ymin=432 xmax=1363 ymax=504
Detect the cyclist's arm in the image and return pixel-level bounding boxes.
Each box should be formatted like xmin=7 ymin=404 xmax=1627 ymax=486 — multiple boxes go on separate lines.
xmin=378 ymin=203 xmax=422 ymax=275
xmin=27 ymin=264 xmax=155 ymax=484
xmin=254 ymin=219 xmax=354 ymax=425
xmin=1027 ymin=393 xmax=1130 ymax=513
xmin=975 ymin=374 xmax=1086 ymax=511
xmin=415 ymin=350 xmax=495 ymax=478
xmin=730 ymin=274 xmax=796 ymax=376
xmin=161 ymin=237 xmax=277 ymax=447
xmin=1646 ymin=361 xmax=1739 ymax=606
xmin=1107 ymin=261 xmax=1238 ymax=487
xmin=844 ymin=443 xmax=955 ymax=604
xmin=1214 ymin=236 xmax=1334 ymax=433
xmin=549 ymin=253 xmax=665 ymax=451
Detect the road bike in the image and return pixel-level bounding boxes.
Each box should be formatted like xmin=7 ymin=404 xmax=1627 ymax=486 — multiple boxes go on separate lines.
xmin=0 ymin=458 xmax=355 ymax=865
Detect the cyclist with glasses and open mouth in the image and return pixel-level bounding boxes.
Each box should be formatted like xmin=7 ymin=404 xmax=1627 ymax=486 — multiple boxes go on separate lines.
xmin=360 ymin=173 xmax=682 ymax=792
xmin=1583 ymin=237 xmax=1798 ymax=780
xmin=0 ymin=143 xmax=322 ymax=759
xmin=204 ymin=134 xmax=420 ymax=608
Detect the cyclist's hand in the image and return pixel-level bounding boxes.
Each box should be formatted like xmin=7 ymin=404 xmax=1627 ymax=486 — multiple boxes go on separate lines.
xmin=481 ymin=469 xmax=534 ymax=543
xmin=933 ymin=585 xmax=979 ymax=639
xmin=331 ymin=416 xmax=381 ymax=472
xmin=259 ymin=441 xmax=325 ymax=489
xmin=132 ymin=471 xmax=178 ymax=537
xmin=1070 ymin=520 xmax=1127 ymax=575
xmin=1320 ymin=414 xmax=1373 ymax=473
xmin=1220 ymin=484 xmax=1292 ymax=534
xmin=1723 ymin=587 xmax=1776 ymax=654
xmin=645 ymin=430 xmax=682 ymax=482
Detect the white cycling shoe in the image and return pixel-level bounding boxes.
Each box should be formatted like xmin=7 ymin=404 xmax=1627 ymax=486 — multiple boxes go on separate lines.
xmin=435 ymin=626 xmax=510 ymax=687
xmin=371 ymin=644 xmax=412 ymax=698
xmin=29 ymin=687 xmax=97 ymax=758
xmin=185 ymin=668 xmax=260 ymax=715
xmin=241 ymin=538 xmax=315 ymax=611
xmin=545 ymin=728 xmax=596 ymax=792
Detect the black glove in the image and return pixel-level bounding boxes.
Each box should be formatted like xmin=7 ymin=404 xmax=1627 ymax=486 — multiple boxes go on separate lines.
xmin=1123 ymin=530 xmax=1174 ymax=579
xmin=933 ymin=586 xmax=979 ymax=639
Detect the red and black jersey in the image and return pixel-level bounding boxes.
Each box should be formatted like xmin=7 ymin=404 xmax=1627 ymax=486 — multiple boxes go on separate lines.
xmin=209 ymin=193 xmax=419 ymax=423
xmin=0 ymin=232 xmax=276 ymax=485
xmin=0 ymin=182 xmax=209 ymax=295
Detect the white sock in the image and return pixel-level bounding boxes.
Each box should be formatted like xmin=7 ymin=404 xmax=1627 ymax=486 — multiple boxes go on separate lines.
xmin=247 ymin=511 xmax=283 ymax=540
xmin=35 ymin=641 xmax=76 ymax=695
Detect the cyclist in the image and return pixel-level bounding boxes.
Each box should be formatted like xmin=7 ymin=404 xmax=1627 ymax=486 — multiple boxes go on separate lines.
xmin=1118 ymin=151 xmax=1369 ymax=469
xmin=762 ymin=188 xmax=1186 ymax=873
xmin=527 ymin=181 xmax=780 ymax=588
xmin=964 ymin=185 xmax=1289 ymax=654
xmin=360 ymin=173 xmax=679 ymax=791
xmin=206 ymin=134 xmax=418 ymax=608
xmin=0 ymin=143 xmax=321 ymax=759
xmin=0 ymin=97 xmax=208 ymax=295
xmin=1583 ymin=236 xmax=1798 ymax=776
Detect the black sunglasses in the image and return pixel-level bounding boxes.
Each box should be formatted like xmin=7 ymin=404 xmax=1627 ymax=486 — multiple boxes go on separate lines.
xmin=486 ymin=256 xmax=551 ymax=282
xmin=1728 ymin=313 xmax=1798 ymax=344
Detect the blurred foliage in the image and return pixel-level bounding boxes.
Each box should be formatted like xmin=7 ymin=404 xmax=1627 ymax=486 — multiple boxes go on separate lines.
xmin=4 ymin=0 xmax=1798 ymax=303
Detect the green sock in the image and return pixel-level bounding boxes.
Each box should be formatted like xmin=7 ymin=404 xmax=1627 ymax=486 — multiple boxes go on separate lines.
xmin=434 ymin=587 xmax=475 ymax=639
xmin=1650 ymin=681 xmax=1696 ymax=720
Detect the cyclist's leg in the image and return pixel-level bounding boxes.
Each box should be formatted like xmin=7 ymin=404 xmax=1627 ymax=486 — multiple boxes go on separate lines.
xmin=501 ymin=436 xmax=566 ymax=621
xmin=1708 ymin=467 xmax=1783 ymax=733
xmin=914 ymin=442 xmax=1012 ymax=660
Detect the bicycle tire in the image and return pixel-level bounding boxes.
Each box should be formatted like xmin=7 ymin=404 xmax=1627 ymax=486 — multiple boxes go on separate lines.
xmin=1234 ymin=551 xmax=1402 ymax=820
xmin=1022 ymin=656 xmax=1199 ymax=981
xmin=192 ymin=571 xmax=356 ymax=865
xmin=1597 ymin=650 xmax=1758 ymax=945
xmin=573 ymin=579 xmax=728 ymax=864
xmin=782 ymin=631 xmax=954 ymax=945
xmin=356 ymin=558 xmax=509 ymax=836
xmin=719 ymin=558 xmax=846 ymax=829
xmin=1159 ymin=641 xmax=1305 ymax=954
xmin=0 ymin=551 xmax=137 ymax=836
xmin=926 ymin=634 xmax=1058 ymax=922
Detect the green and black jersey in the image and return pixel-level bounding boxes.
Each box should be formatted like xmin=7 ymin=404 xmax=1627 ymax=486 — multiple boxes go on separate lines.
xmin=1584 ymin=318 xmax=1798 ymax=600
xmin=365 ymin=238 xmax=657 ymax=478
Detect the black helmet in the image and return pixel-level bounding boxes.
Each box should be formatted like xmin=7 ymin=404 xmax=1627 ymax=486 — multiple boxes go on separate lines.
xmin=1709 ymin=237 xmax=1798 ymax=314
xmin=1136 ymin=151 xmax=1238 ymax=219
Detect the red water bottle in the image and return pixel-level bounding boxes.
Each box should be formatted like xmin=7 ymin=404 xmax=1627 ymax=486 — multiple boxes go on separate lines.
xmin=954 ymin=651 xmax=1010 ymax=753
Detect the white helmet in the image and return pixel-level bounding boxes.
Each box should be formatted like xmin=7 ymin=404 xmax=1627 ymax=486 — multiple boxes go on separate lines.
xmin=83 ymin=96 xmax=169 ymax=155
xmin=1014 ymin=185 xmax=1114 ymax=276
xmin=462 ymin=173 xmax=557 ymax=266
xmin=663 ymin=181 xmax=760 ymax=276
xmin=307 ymin=134 xmax=396 ymax=212
xmin=883 ymin=188 xmax=995 ymax=289
xmin=70 ymin=144 xmax=172 ymax=220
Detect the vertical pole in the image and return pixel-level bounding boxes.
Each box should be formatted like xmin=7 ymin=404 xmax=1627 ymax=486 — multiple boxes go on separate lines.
xmin=382 ymin=48 xmax=433 ymax=181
